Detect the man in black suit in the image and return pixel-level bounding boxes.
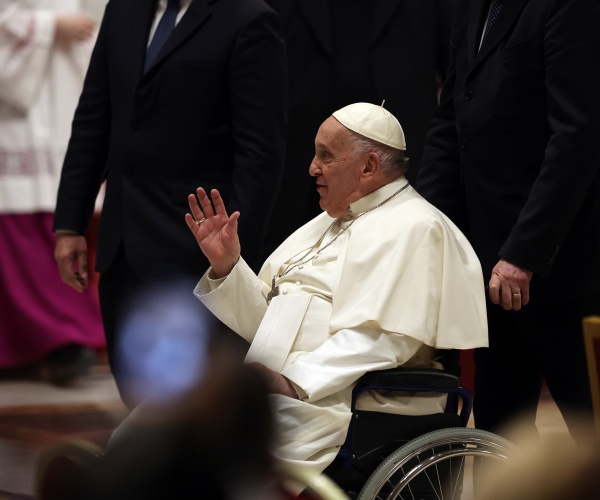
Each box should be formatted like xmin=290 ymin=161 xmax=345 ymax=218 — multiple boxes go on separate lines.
xmin=53 ymin=0 xmax=287 ymax=406
xmin=417 ymin=0 xmax=600 ymax=441
xmin=263 ymin=0 xmax=454 ymax=256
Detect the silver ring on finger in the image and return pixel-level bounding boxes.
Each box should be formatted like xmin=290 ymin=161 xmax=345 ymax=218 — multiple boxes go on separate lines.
xmin=512 ymin=291 xmax=521 ymax=297
xmin=195 ymin=218 xmax=206 ymax=226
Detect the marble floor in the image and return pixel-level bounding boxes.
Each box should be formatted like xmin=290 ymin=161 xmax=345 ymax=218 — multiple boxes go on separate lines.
xmin=0 ymin=357 xmax=127 ymax=500
xmin=0 ymin=356 xmax=570 ymax=500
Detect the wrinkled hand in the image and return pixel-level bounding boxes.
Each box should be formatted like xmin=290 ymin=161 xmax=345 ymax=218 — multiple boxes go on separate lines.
xmin=54 ymin=234 xmax=89 ymax=292
xmin=248 ymin=362 xmax=299 ymax=399
xmin=488 ymin=258 xmax=533 ymax=311
xmin=55 ymin=14 xmax=96 ymax=44
xmin=185 ymin=188 xmax=241 ymax=278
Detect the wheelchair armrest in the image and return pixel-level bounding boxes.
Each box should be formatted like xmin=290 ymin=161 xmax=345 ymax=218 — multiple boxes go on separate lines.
xmin=351 ymin=366 xmax=472 ymax=428
xmin=355 ymin=367 xmax=460 ymax=390
xmin=336 ymin=365 xmax=473 ymax=473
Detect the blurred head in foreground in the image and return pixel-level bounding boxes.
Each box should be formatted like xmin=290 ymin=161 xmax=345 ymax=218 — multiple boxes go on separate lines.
xmin=477 ymin=415 xmax=600 ymax=500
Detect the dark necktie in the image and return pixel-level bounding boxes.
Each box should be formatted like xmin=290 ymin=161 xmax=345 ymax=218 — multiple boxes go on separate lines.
xmin=482 ymin=0 xmax=505 ymax=43
xmin=144 ymin=0 xmax=181 ymax=72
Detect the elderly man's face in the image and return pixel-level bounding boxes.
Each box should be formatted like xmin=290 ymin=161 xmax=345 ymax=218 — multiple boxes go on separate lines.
xmin=309 ymin=117 xmax=366 ymax=218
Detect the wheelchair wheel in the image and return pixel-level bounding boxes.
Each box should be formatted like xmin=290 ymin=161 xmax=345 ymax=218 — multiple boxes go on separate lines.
xmin=357 ymin=427 xmax=515 ymax=500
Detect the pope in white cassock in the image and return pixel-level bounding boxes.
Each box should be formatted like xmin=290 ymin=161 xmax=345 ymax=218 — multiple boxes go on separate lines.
xmin=186 ymin=102 xmax=489 ymax=485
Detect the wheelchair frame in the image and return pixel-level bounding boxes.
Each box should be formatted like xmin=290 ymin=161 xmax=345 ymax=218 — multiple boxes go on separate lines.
xmin=327 ymin=364 xmax=516 ymax=500
xmin=34 ymin=363 xmax=515 ymax=500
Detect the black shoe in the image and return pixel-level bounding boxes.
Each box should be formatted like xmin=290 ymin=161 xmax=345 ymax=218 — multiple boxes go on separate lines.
xmin=39 ymin=345 xmax=98 ymax=386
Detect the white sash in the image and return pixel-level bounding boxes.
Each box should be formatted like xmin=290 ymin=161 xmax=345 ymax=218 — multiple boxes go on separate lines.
xmin=244 ymin=294 xmax=313 ymax=372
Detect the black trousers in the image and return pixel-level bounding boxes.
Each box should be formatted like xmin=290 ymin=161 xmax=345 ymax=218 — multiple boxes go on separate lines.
xmin=98 ymin=245 xmax=160 ymax=407
xmin=473 ymin=293 xmax=599 ymax=443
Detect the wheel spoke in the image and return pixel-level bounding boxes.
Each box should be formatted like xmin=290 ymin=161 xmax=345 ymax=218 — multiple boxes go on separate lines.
xmin=357 ymin=428 xmax=515 ymax=500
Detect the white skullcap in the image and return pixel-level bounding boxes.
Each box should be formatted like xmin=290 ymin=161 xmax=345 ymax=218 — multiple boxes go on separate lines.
xmin=332 ymin=102 xmax=406 ymax=150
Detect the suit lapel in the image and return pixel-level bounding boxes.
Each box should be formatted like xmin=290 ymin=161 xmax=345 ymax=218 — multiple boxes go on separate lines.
xmin=470 ymin=0 xmax=529 ymax=73
xmin=296 ymin=0 xmax=333 ymax=58
xmin=142 ymin=0 xmax=214 ymax=79
xmin=132 ymin=0 xmax=158 ymax=82
xmin=465 ymin=0 xmax=489 ymax=69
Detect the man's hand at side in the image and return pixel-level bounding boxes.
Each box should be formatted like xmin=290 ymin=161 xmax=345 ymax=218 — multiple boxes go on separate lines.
xmin=54 ymin=233 xmax=88 ymax=292
xmin=488 ymin=258 xmax=533 ymax=311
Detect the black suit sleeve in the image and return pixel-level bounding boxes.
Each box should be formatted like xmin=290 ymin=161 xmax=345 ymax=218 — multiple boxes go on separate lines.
xmin=53 ymin=2 xmax=112 ymax=234
xmin=499 ymin=0 xmax=600 ymax=276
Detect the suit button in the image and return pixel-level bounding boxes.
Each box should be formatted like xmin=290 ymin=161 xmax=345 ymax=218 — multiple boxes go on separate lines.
xmin=464 ymin=90 xmax=474 ymax=101
xmin=460 ymin=139 xmax=469 ymax=150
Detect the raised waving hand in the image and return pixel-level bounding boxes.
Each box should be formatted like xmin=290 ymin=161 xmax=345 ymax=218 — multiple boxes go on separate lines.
xmin=185 ymin=188 xmax=241 ymax=278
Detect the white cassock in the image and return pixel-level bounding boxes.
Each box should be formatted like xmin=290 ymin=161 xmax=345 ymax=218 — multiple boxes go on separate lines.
xmin=195 ymin=177 xmax=488 ymax=484
xmin=0 ymin=0 xmax=101 ymax=213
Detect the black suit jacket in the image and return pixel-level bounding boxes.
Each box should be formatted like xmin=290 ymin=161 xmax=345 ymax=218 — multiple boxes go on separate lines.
xmin=54 ymin=0 xmax=287 ymax=277
xmin=263 ymin=0 xmax=454 ymax=255
xmin=417 ymin=0 xmax=600 ymax=304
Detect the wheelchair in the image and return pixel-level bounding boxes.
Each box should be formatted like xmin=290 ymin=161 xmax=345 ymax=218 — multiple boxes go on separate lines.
xmin=316 ymin=350 xmax=516 ymax=500
xmin=35 ymin=352 xmax=515 ymax=500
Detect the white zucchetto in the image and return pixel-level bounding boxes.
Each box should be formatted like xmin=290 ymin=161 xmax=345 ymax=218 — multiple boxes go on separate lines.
xmin=332 ymin=102 xmax=406 ymax=150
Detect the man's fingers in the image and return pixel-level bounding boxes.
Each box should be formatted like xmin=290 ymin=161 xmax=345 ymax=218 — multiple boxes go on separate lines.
xmin=489 ymin=261 xmax=532 ymax=311
xmin=489 ymin=278 xmax=522 ymax=311
xmin=188 ymin=194 xmax=205 ymax=223
xmin=56 ymin=258 xmax=73 ymax=284
xmin=54 ymin=235 xmax=88 ymax=292
xmin=488 ymin=277 xmax=500 ymax=304
xmin=210 ymin=189 xmax=228 ymax=216
xmin=191 ymin=187 xmax=231 ymax=220
xmin=499 ymin=285 xmax=513 ymax=310
xmin=56 ymin=257 xmax=84 ymax=292
xmin=72 ymin=250 xmax=88 ymax=291
xmin=77 ymin=252 xmax=88 ymax=280
xmin=185 ymin=212 xmax=198 ymax=231
xmin=511 ymin=290 xmax=522 ymax=311
xmin=71 ymin=274 xmax=86 ymax=292
xmin=185 ymin=212 xmax=209 ymax=238
xmin=196 ymin=187 xmax=215 ymax=217
xmin=227 ymin=211 xmax=240 ymax=230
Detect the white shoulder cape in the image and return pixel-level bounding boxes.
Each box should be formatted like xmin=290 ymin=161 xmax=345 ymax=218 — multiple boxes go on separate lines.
xmin=259 ymin=185 xmax=488 ymax=349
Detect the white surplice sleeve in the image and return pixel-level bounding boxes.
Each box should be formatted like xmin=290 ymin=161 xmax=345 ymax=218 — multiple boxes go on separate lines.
xmin=281 ymin=325 xmax=423 ymax=403
xmin=194 ymin=257 xmax=270 ymax=343
xmin=0 ymin=4 xmax=56 ymax=110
